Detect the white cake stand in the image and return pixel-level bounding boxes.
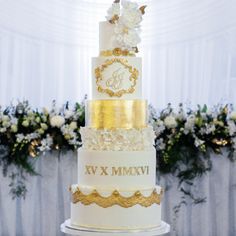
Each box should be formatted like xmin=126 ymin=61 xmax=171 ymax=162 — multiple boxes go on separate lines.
xmin=60 ymin=219 xmax=170 ymax=236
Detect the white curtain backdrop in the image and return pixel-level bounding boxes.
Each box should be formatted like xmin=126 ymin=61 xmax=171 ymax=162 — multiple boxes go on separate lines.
xmin=0 ymin=0 xmax=236 ymax=108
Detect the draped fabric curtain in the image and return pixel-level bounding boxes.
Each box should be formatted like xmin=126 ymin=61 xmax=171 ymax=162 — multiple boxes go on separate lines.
xmin=1 ymin=151 xmax=236 ymax=236
xmin=0 ymin=0 xmax=236 ymax=108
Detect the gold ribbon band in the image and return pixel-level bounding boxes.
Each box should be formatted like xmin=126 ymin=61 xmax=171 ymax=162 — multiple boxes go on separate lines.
xmin=71 ymin=187 xmax=163 ymax=208
xmin=86 ymin=100 xmax=147 ymax=129
xmin=100 ymin=48 xmax=136 ymax=57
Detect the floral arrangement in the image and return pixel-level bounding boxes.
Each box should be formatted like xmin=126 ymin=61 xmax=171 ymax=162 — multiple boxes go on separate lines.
xmin=150 ymin=103 xmax=236 ymax=185
xmin=0 ymin=100 xmax=236 ymax=199
xmin=0 ymin=99 xmax=85 ymax=197
xmin=106 ymin=0 xmax=146 ymax=52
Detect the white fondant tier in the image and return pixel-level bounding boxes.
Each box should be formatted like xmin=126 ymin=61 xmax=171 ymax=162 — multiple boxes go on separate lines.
xmin=99 ymin=21 xmax=116 ymax=51
xmin=70 ymin=185 xmax=162 ymax=230
xmin=80 ymin=126 xmax=155 ymax=151
xmin=92 ymin=56 xmax=142 ymax=100
xmin=77 ymin=149 xmax=156 ymax=189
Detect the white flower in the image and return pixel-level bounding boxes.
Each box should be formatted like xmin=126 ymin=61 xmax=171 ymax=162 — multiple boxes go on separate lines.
xmin=22 ymin=120 xmax=29 ymax=127
xmin=184 ymin=115 xmax=195 ymax=134
xmin=194 ymin=138 xmax=205 ymax=147
xmin=10 ymin=124 xmax=18 ymax=133
xmin=153 ymin=120 xmax=165 ymax=136
xmin=40 ymin=123 xmax=48 ymax=130
xmin=164 ymin=116 xmax=177 ymax=129
xmin=35 ymin=117 xmax=41 ymax=123
xmin=120 ymin=8 xmax=142 ymax=29
xmin=50 ymin=115 xmax=65 ymax=128
xmin=0 ymin=127 xmax=6 ymax=133
xmin=121 ymin=0 xmax=138 ymax=10
xmin=2 ymin=115 xmax=10 ymax=122
xmin=156 ymin=138 xmax=166 ymax=151
xmin=38 ymin=135 xmax=53 ymax=153
xmin=123 ymin=30 xmax=141 ymax=48
xmin=64 ymin=110 xmax=74 ymax=119
xmin=37 ymin=128 xmax=45 ymax=135
xmin=69 ymin=121 xmax=77 ymax=130
xmin=16 ymin=134 xmax=25 ymax=142
xmin=230 ymin=111 xmax=236 ymax=120
xmin=106 ymin=3 xmax=120 ymax=21
xmin=228 ymin=120 xmax=236 ymax=136
xmin=2 ymin=121 xmax=10 ymax=128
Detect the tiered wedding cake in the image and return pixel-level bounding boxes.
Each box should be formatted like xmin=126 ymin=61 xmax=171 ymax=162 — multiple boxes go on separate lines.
xmin=70 ymin=0 xmax=163 ymax=230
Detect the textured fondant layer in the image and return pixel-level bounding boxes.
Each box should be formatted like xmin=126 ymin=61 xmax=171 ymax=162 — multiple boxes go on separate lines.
xmin=77 ymin=149 xmax=156 ymax=189
xmin=70 ymin=185 xmax=162 ymax=230
xmin=80 ymin=126 xmax=155 ymax=151
xmin=92 ymin=56 xmax=142 ymax=100
xmin=86 ymin=100 xmax=147 ymax=129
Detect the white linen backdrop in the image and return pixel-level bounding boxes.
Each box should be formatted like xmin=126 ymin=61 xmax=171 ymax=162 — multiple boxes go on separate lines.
xmin=0 ymin=0 xmax=236 ymax=108
xmin=0 ymin=0 xmax=236 ymax=236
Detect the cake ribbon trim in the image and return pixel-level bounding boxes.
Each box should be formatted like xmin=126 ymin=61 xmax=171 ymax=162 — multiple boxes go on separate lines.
xmin=70 ymin=187 xmax=163 ymax=208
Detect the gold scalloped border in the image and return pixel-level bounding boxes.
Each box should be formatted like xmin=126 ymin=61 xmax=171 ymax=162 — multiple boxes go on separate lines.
xmin=95 ymin=58 xmax=139 ymax=98
xmin=70 ymin=187 xmax=163 ymax=208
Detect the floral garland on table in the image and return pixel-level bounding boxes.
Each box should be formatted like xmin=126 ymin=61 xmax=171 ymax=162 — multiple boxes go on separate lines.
xmin=150 ymin=103 xmax=236 ymax=204
xmin=106 ymin=0 xmax=146 ymax=53
xmin=0 ymin=99 xmax=85 ymax=198
xmin=0 ymin=100 xmax=236 ymax=199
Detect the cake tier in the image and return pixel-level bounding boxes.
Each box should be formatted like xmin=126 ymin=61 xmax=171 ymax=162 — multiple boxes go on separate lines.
xmin=99 ymin=21 xmax=116 ymax=52
xmin=92 ymin=57 xmax=142 ymax=99
xmin=70 ymin=185 xmax=162 ymax=230
xmin=80 ymin=126 xmax=155 ymax=151
xmin=86 ymin=100 xmax=147 ymax=129
xmin=77 ymin=149 xmax=156 ymax=189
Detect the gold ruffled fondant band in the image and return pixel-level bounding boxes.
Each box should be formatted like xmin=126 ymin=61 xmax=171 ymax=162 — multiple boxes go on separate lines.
xmin=71 ymin=187 xmax=163 ymax=208
xmin=100 ymin=48 xmax=136 ymax=57
xmin=86 ymin=100 xmax=147 ymax=129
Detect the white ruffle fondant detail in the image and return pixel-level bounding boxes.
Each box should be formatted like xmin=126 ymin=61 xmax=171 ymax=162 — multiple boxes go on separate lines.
xmin=80 ymin=126 xmax=155 ymax=151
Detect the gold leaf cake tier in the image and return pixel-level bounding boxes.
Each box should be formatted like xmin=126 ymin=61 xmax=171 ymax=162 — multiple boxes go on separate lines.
xmin=86 ymin=100 xmax=147 ymax=129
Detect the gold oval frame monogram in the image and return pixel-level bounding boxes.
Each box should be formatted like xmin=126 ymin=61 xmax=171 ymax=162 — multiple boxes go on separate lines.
xmin=95 ymin=58 xmax=139 ymax=97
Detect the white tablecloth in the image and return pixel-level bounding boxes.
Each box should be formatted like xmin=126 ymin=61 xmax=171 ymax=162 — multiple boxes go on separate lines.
xmin=0 ymin=150 xmax=236 ymax=236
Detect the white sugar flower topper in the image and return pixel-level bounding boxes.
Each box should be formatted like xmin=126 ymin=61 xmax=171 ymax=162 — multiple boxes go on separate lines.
xmin=106 ymin=0 xmax=146 ymax=53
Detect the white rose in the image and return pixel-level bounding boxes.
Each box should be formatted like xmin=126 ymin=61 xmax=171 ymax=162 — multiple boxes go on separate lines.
xmin=121 ymin=8 xmax=142 ymax=29
xmin=230 ymin=111 xmax=236 ymax=120
xmin=164 ymin=116 xmax=177 ymax=129
xmin=69 ymin=121 xmax=77 ymax=130
xmin=121 ymin=0 xmax=138 ymax=10
xmin=50 ymin=115 xmax=65 ymax=128
xmin=123 ymin=30 xmax=141 ymax=48
xmin=22 ymin=120 xmax=29 ymax=127
xmin=11 ymin=124 xmax=18 ymax=133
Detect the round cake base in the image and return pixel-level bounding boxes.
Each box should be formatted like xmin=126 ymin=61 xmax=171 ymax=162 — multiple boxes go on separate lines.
xmin=60 ymin=219 xmax=170 ymax=236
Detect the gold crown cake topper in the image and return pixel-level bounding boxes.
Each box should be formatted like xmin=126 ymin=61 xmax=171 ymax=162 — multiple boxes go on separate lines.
xmin=106 ymin=0 xmax=147 ymax=53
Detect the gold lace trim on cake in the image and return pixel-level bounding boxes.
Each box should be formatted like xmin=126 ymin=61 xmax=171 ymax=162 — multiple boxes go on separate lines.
xmin=100 ymin=48 xmax=136 ymax=57
xmin=70 ymin=188 xmax=163 ymax=208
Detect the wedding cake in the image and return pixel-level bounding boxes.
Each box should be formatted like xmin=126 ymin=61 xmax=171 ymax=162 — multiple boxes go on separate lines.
xmin=69 ymin=0 xmax=163 ymax=230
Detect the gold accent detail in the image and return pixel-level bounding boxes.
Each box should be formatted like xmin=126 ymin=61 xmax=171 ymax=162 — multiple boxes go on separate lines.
xmin=140 ymin=5 xmax=147 ymax=15
xmin=212 ymin=138 xmax=228 ymax=146
xmin=100 ymin=48 xmax=136 ymax=57
xmin=71 ymin=188 xmax=163 ymax=208
xmin=86 ymin=100 xmax=147 ymax=129
xmin=95 ymin=58 xmax=138 ymax=97
xmin=109 ymin=15 xmax=119 ymax=24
